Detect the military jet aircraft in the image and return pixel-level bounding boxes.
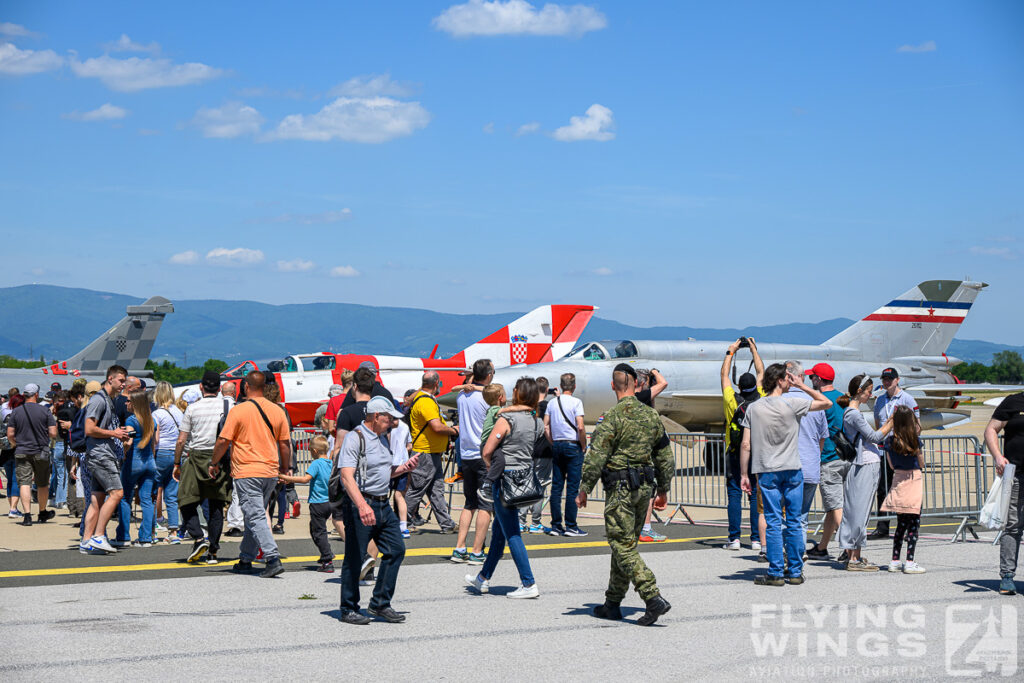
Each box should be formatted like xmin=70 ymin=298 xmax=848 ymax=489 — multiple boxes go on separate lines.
xmin=177 ymin=304 xmax=596 ymax=425
xmin=0 ymin=296 xmax=174 ymax=390
xmin=486 ymin=280 xmax=1016 ymax=433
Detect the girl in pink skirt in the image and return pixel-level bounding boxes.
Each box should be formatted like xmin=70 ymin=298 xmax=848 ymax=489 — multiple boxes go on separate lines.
xmin=882 ymin=406 xmax=925 ymax=574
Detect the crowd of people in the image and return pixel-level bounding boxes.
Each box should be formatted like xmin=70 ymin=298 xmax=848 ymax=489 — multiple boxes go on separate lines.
xmin=2 ymin=341 xmax=1022 ymax=623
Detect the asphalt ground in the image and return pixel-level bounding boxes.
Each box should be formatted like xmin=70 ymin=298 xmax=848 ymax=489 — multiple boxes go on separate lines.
xmin=2 ymin=528 xmax=1020 ymax=680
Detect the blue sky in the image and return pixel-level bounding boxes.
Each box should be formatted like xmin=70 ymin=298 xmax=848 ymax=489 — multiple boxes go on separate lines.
xmin=1 ymin=1 xmax=1022 ymax=344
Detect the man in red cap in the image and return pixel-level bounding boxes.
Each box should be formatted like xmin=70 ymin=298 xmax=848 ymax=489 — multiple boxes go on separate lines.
xmin=805 ymin=363 xmax=848 ymax=560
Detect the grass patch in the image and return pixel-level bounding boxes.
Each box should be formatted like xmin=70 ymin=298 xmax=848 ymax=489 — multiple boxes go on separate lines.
xmin=298 ymin=593 xmax=317 ymax=600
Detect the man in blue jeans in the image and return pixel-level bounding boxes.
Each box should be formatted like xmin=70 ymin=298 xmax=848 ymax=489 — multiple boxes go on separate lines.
xmin=545 ymin=374 xmax=587 ymax=537
xmin=721 ymin=338 xmax=764 ymax=551
xmin=740 ymin=364 xmax=832 ymax=585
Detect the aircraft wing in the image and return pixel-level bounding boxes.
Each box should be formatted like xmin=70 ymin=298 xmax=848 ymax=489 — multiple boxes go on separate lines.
xmin=906 ymin=383 xmax=1023 ymax=394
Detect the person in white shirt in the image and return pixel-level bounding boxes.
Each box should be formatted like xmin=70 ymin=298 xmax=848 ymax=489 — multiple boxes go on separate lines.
xmin=451 ymin=360 xmax=494 ymax=564
xmin=545 ymin=373 xmax=588 ymax=537
xmin=388 ymin=396 xmax=413 ymax=539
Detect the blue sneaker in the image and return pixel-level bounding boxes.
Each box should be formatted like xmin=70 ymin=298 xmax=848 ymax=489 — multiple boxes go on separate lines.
xmin=546 ymin=525 xmax=566 ymax=537
xmin=1000 ymin=573 xmax=1017 ymax=595
xmin=528 ymin=524 xmax=544 ymax=534
xmin=401 ymin=529 xmax=411 ymax=539
xmin=467 ymin=552 xmax=485 ymax=565
xmin=563 ymin=527 xmax=588 ymax=537
xmin=450 ymin=549 xmax=470 ymax=563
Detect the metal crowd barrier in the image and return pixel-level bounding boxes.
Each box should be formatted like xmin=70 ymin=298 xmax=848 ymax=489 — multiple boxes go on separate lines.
xmin=657 ymin=432 xmax=998 ymax=543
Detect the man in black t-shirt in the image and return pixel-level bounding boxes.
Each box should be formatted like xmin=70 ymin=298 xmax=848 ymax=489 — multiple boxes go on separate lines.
xmin=986 ymin=392 xmax=1024 ymax=595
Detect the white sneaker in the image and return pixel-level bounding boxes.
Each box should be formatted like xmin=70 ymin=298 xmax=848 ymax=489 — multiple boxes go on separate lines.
xmin=507 ymin=583 xmax=540 ymax=599
xmin=751 ymin=541 xmax=762 ymax=552
xmin=90 ymin=535 xmax=116 ymax=553
xmin=887 ymin=560 xmax=903 ymax=573
xmin=465 ymin=573 xmax=490 ymax=594
xmin=903 ymin=561 xmax=926 ymax=574
xmin=723 ymin=539 xmax=741 ymax=551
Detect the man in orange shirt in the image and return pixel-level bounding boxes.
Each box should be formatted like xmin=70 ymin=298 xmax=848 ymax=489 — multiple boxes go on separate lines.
xmin=212 ymin=371 xmax=291 ymax=578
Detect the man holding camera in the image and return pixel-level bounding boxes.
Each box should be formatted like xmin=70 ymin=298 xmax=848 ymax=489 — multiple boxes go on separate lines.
xmin=721 ymin=337 xmax=764 ymax=552
xmin=577 ymin=364 xmax=675 ymax=625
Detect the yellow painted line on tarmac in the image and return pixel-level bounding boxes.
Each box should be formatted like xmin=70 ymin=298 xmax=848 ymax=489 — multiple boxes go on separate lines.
xmin=0 ymin=521 xmax=962 ymax=580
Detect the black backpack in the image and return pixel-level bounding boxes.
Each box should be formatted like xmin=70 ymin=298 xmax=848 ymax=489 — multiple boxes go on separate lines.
xmin=69 ymin=408 xmax=88 ymax=453
xmin=726 ymin=397 xmax=755 ymax=463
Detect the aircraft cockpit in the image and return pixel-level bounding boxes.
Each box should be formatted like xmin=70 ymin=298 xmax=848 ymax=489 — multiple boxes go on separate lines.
xmin=566 ymin=340 xmax=639 ymax=361
xmin=265 ymin=354 xmax=337 ymax=373
xmin=221 ymin=360 xmax=258 ymax=379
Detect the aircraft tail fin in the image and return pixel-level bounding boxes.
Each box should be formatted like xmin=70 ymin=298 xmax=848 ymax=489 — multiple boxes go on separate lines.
xmin=59 ymin=296 xmax=174 ymax=376
xmin=824 ymin=280 xmax=985 ymax=363
xmin=450 ymin=305 xmax=596 ymax=368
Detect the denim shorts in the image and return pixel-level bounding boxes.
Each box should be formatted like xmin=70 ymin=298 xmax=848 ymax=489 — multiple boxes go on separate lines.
xmin=88 ymin=452 xmax=123 ymax=493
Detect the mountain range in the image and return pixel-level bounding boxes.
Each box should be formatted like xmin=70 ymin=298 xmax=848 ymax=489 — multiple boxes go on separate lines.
xmin=0 ymin=285 xmax=1019 ymax=366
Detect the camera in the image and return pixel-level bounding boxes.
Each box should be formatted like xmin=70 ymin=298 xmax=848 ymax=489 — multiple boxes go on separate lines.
xmin=547 ymin=388 xmax=558 ymax=396
xmin=738 ymin=337 xmax=750 ymax=349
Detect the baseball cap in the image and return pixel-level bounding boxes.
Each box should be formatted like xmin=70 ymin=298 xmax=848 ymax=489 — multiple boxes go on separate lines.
xmin=23 ymin=382 xmax=40 ymax=396
xmin=200 ymin=370 xmax=221 ymax=390
xmin=610 ymin=360 xmax=634 ymax=382
xmin=50 ymin=381 xmax=61 ymax=391
xmin=881 ymin=367 xmax=899 ymax=380
xmin=328 ymin=383 xmax=344 ymax=397
xmin=85 ymin=380 xmax=102 ymax=396
xmin=182 ymin=387 xmax=202 ymax=404
xmin=358 ymin=361 xmax=377 ymax=372
xmin=737 ymin=372 xmax=758 ymax=394
xmin=45 ymin=391 xmax=56 ymax=400
xmin=366 ymin=396 xmax=404 ymax=418
xmin=805 ymin=363 xmax=836 ymax=382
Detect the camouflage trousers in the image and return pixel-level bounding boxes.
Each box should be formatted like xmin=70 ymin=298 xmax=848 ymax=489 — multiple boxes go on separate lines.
xmin=604 ymin=484 xmax=658 ymax=603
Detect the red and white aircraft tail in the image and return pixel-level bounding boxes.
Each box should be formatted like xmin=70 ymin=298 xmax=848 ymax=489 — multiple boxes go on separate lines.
xmin=440 ymin=305 xmax=597 ymax=368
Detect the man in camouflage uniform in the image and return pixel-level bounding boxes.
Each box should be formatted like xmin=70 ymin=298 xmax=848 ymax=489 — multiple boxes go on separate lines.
xmin=577 ymin=363 xmax=675 ymax=626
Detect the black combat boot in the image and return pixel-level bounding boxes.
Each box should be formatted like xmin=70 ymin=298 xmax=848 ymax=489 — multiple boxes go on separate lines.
xmin=637 ymin=594 xmax=671 ymax=626
xmin=593 ymin=601 xmax=623 ymax=620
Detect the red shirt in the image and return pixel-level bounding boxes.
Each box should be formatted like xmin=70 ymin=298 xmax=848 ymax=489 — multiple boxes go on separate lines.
xmin=324 ymin=394 xmax=345 ymax=422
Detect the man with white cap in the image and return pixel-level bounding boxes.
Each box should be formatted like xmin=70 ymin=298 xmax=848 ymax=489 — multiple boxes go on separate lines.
xmin=6 ymin=382 xmax=57 ymax=526
xmin=338 ymin=396 xmax=420 ymax=625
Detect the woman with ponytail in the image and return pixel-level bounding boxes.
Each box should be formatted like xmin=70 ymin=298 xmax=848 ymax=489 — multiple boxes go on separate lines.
xmin=837 ymin=374 xmax=893 ymax=570
xmin=116 ymin=389 xmax=159 ymax=547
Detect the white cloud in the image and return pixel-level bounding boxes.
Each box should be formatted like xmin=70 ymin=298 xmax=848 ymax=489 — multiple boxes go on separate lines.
xmin=483 ymin=122 xmax=495 ymax=134
xmin=206 ymin=247 xmax=265 ymax=266
xmin=433 ymin=0 xmax=607 ymax=37
xmin=103 ymin=34 xmax=160 ymax=55
xmin=897 ymin=40 xmax=937 ymax=53
xmin=592 ymin=266 xmax=613 ymax=276
xmin=330 ymin=265 xmax=360 ymax=278
xmin=516 ymin=121 xmax=540 ymax=136
xmin=969 ymin=246 xmax=1017 ymax=260
xmin=552 ymin=103 xmax=614 ymax=142
xmin=328 ymin=74 xmax=415 ymax=98
xmin=70 ymin=54 xmax=225 ymax=92
xmin=169 ymin=250 xmax=200 ymax=265
xmin=191 ymin=102 xmax=264 ymax=138
xmin=276 ymin=259 xmax=316 ymax=272
xmin=0 ymin=22 xmax=39 ymax=39
xmin=0 ymin=42 xmax=63 ymax=75
xmin=63 ymin=103 xmax=129 ymax=122
xmin=269 ymin=96 xmax=431 ymax=143
xmin=268 ymin=209 xmax=352 ymax=224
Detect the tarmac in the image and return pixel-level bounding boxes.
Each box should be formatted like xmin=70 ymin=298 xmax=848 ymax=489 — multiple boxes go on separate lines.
xmin=1 ymin=405 xmax=1021 ymax=679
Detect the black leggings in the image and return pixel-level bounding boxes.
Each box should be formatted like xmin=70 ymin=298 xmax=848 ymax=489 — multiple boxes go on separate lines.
xmin=892 ymin=513 xmax=921 ymax=562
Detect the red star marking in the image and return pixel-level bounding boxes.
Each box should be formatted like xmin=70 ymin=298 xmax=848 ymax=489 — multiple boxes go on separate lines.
xmin=927 ymin=307 xmax=936 ymax=316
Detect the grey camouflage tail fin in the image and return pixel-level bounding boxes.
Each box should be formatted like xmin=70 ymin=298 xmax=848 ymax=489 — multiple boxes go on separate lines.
xmin=824 ymin=280 xmax=985 ymax=363
xmin=63 ymin=296 xmax=174 ymax=375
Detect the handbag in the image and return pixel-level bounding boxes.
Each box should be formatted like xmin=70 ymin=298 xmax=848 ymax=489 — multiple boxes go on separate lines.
xmin=833 ymin=428 xmax=857 ymax=462
xmin=500 ymin=466 xmax=544 ymax=508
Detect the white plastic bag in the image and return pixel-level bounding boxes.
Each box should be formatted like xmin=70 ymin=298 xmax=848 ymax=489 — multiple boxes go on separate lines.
xmin=980 ymin=463 xmax=1016 ymax=530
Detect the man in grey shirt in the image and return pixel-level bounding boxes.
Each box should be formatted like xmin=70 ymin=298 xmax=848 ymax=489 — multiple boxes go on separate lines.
xmin=784 ymin=361 xmax=829 ymax=550
xmin=81 ymin=365 xmax=130 ymax=554
xmin=338 ymin=396 xmax=421 ymax=625
xmin=7 ymin=382 xmax=57 ymax=526
xmin=740 ymin=363 xmax=831 ymax=586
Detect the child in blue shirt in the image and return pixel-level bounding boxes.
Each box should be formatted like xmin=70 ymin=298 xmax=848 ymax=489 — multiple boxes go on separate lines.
xmin=279 ymin=436 xmax=335 ymax=571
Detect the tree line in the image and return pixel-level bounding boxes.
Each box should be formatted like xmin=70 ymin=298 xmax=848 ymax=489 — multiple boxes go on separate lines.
xmin=954 ymin=351 xmax=1024 ymax=384
xmin=144 ymin=359 xmax=228 ymax=384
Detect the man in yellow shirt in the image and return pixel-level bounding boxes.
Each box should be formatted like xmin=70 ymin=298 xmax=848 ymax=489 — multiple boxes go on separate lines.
xmin=721 ymin=338 xmax=765 ymax=553
xmin=404 ymin=371 xmax=459 ymax=532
